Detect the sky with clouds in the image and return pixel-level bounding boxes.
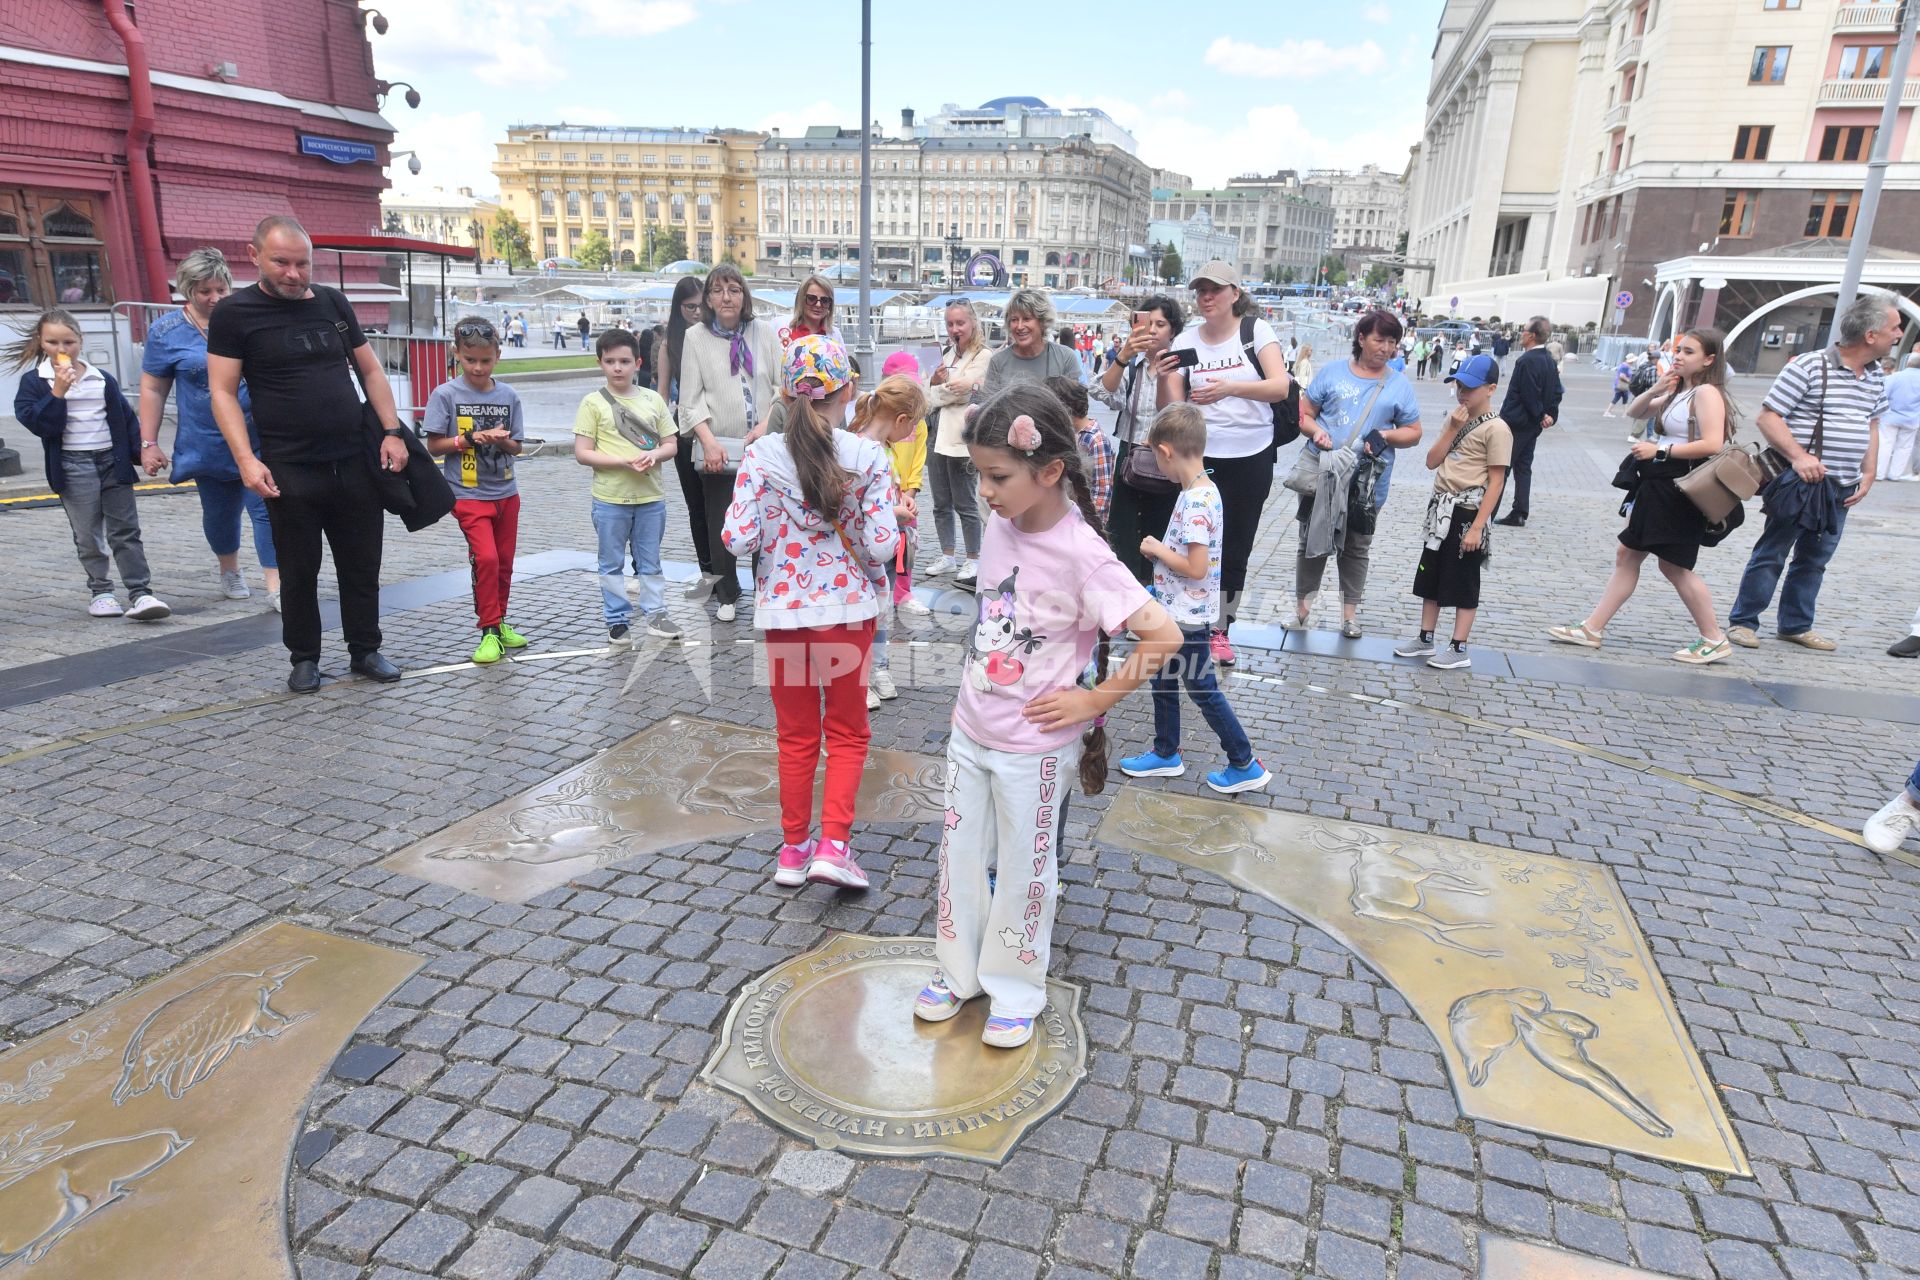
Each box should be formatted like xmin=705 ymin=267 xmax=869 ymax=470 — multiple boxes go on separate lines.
xmin=373 ymin=0 xmax=1444 ymax=199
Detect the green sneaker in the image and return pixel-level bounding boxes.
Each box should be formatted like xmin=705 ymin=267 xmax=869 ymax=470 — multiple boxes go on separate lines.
xmin=472 ymin=631 xmax=505 ymax=664
xmin=496 ymin=622 xmax=528 ymax=649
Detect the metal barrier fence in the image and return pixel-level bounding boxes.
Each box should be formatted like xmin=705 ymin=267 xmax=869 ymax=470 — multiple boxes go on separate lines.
xmin=110 ymin=301 xmax=452 ymax=424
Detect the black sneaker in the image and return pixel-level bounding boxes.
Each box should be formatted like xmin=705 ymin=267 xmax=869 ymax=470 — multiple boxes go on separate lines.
xmin=1493 ymin=513 xmax=1526 ymax=527
xmin=1890 ymin=634 xmax=1920 ymax=658
xmin=608 ymin=624 xmax=631 ymax=648
xmin=1427 ymin=644 xmax=1472 ymax=670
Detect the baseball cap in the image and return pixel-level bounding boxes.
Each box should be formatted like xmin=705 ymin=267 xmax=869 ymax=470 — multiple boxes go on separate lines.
xmin=1446 ymin=353 xmax=1500 ymax=388
xmin=881 ymin=350 xmax=920 ymax=379
xmin=1187 ymin=260 xmax=1238 ymax=290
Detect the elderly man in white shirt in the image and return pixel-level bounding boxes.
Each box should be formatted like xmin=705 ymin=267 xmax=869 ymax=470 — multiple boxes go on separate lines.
xmin=1879 ymin=352 xmax=1920 ymax=481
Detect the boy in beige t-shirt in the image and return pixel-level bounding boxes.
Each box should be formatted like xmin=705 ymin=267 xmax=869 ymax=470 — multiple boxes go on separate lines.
xmin=1396 ymin=353 xmax=1511 ymax=671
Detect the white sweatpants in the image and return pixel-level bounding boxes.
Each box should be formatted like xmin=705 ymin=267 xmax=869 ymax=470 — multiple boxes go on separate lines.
xmin=934 ymin=726 xmax=1079 ymax=1018
xmin=1880 ymin=421 xmax=1919 ymax=480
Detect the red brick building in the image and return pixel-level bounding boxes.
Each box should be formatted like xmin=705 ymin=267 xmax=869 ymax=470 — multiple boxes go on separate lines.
xmin=0 ymin=0 xmax=393 ymax=309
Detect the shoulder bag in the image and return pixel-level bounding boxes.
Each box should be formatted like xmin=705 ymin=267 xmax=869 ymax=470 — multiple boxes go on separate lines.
xmin=600 ymin=387 xmax=662 ymax=451
xmin=322 ymin=288 xmax=454 ymax=531
xmin=1673 ymin=382 xmax=1789 ymax=524
xmin=1284 ymin=370 xmax=1389 ymax=496
xmin=1116 ymin=360 xmax=1180 ymax=494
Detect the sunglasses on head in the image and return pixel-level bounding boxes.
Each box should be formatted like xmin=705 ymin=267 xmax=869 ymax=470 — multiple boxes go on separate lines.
xmin=454 ymin=320 xmax=497 ymax=340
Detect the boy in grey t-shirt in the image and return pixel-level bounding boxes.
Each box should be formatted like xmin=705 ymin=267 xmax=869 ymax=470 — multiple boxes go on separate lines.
xmin=425 ymin=319 xmax=528 ymax=664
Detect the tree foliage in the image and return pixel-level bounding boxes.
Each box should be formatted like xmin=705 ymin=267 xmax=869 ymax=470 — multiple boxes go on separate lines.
xmin=1158 ymin=247 xmax=1183 ymax=283
xmin=576 ymin=230 xmax=613 ymax=271
xmin=490 ymin=209 xmax=532 ymax=266
xmin=649 ymin=227 xmax=690 ymax=269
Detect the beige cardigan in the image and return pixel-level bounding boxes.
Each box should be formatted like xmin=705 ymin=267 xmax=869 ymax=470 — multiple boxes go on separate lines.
xmin=676 ymin=318 xmax=780 ymax=444
xmin=925 ymin=343 xmax=993 ymax=457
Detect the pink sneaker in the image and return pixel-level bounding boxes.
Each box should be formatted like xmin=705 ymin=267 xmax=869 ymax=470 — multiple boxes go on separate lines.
xmin=1209 ymin=629 xmax=1236 ymax=666
xmin=773 ymin=838 xmax=815 ymax=887
xmin=806 ymin=838 xmax=870 ymax=890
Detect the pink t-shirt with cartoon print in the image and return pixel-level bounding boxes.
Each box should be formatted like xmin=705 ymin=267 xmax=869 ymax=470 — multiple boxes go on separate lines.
xmin=954 ymin=506 xmax=1151 ymax=754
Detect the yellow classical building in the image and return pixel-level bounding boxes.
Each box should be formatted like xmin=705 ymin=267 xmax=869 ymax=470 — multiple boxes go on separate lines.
xmin=493 ymin=125 xmax=763 ymax=268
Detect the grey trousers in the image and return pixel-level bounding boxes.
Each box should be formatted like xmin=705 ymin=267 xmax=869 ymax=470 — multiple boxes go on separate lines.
xmin=1296 ymin=526 xmax=1373 ymax=605
xmin=925 ymin=450 xmax=983 ymax=558
xmin=59 ymin=449 xmax=151 ymax=597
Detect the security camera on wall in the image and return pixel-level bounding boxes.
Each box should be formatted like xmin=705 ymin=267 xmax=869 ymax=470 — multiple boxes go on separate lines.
xmin=407 ymin=155 xmax=421 ymax=176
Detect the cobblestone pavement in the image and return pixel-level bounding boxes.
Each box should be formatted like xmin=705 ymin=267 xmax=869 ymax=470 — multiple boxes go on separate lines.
xmin=2 ymin=361 xmax=1919 ymax=1280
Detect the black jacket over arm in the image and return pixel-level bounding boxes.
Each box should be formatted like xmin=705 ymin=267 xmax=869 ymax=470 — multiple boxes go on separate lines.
xmin=1499 ymin=346 xmax=1564 ymax=433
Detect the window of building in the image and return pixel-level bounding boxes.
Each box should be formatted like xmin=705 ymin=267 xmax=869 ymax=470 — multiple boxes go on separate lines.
xmin=618 ymin=193 xmax=632 ymax=218
xmin=1819 ymin=124 xmax=1877 ymax=161
xmin=1762 ymin=0 xmax=1800 ymax=9
xmin=0 ymin=190 xmax=112 ymax=305
xmin=697 ymin=195 xmax=712 ymax=223
xmin=539 ymin=190 xmax=556 ymax=217
xmin=671 ymin=195 xmax=686 ymax=220
xmin=1733 ymin=125 xmax=1774 ymax=160
xmin=642 ymin=154 xmax=657 ymax=165
xmin=591 ymin=192 xmax=606 ymax=218
xmin=645 ymin=193 xmax=660 ymax=220
xmin=1719 ymin=189 xmax=1759 ymax=237
xmin=589 ymin=153 xmax=604 ymax=162
xmin=566 ymin=191 xmax=581 ymax=217
xmin=1807 ymin=190 xmax=1860 ymax=236
xmin=1838 ymin=45 xmax=1891 ymax=80
xmin=1749 ymin=46 xmax=1790 ymax=83
xmin=537 ymin=151 xmax=552 ymax=161
xmin=563 ymin=152 xmax=578 ymax=162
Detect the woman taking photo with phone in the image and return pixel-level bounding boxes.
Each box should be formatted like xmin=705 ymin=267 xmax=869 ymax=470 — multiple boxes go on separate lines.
xmin=924 ymin=298 xmax=993 ymax=584
xmin=1096 ymin=294 xmax=1184 ymax=585
xmin=1157 ymin=261 xmax=1291 ymax=665
xmin=1546 ymin=327 xmax=1737 ymax=665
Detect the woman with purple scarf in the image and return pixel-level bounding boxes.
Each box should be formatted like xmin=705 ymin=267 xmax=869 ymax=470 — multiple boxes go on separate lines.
xmin=678 ymin=264 xmax=780 ymax=623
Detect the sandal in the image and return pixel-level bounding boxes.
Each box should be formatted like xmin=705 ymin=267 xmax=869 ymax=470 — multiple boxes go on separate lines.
xmin=1545 ymin=623 xmax=1604 ymax=649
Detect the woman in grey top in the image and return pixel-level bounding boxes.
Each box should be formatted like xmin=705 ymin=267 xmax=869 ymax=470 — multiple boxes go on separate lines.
xmin=980 ymin=289 xmax=1081 ymax=400
xmin=678 ymin=263 xmax=780 ymax=622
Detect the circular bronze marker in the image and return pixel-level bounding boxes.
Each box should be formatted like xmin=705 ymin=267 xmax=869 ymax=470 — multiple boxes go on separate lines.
xmin=702 ymin=933 xmax=1088 ymax=1165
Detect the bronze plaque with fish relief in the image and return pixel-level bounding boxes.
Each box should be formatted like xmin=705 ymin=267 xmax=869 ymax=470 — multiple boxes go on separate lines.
xmin=0 ymin=921 xmax=420 ymax=1277
xmin=702 ymin=933 xmax=1088 ymax=1164
xmin=1096 ymin=788 xmax=1749 ymax=1176
xmin=381 ymin=715 xmax=945 ymax=903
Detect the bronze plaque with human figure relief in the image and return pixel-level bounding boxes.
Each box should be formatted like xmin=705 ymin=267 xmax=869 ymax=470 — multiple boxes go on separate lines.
xmin=382 ymin=715 xmax=945 ymax=902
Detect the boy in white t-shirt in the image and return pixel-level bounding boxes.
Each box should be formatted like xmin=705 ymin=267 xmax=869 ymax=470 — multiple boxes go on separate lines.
xmin=1118 ymin=405 xmax=1269 ymax=794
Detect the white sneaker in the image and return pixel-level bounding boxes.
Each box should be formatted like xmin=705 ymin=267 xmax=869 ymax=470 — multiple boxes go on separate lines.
xmin=267 ymin=589 xmax=282 ymax=614
xmin=125 ymin=593 xmax=171 ymax=621
xmin=219 ymin=568 xmax=251 ymax=599
xmin=1863 ymin=790 xmax=1920 ymax=855
xmin=872 ymin=669 xmax=897 ymax=700
xmin=955 ymin=558 xmax=979 ymax=585
xmin=898 ymin=596 xmax=932 ymax=617
xmin=924 ymin=555 xmax=956 ymax=577
xmin=88 ymin=593 xmax=124 ymax=618
xmin=867 ymin=685 xmax=881 ymax=711
xmin=715 ymin=601 xmax=737 ymax=623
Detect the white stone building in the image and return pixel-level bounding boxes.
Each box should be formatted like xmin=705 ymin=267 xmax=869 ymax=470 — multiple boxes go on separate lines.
xmin=1306 ymin=165 xmax=1407 ymax=269
xmin=1148 ymin=174 xmax=1335 ymax=283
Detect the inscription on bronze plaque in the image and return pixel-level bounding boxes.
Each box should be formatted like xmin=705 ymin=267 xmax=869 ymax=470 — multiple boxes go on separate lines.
xmin=382 ymin=716 xmax=945 ymax=903
xmin=0 ymin=922 xmax=420 ymax=1277
xmin=702 ymin=933 xmax=1087 ymax=1164
xmin=1480 ymin=1235 xmax=1674 ymax=1279
xmin=1097 ymin=789 xmax=1749 ymax=1176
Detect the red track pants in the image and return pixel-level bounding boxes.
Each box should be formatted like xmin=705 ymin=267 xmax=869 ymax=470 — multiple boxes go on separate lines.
xmin=454 ymin=495 xmax=520 ymax=629
xmin=763 ymin=620 xmax=874 ymax=845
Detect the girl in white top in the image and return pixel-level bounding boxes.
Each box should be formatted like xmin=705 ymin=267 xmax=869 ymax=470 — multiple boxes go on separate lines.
xmin=1547 ymin=326 xmax=1736 ymax=665
xmin=1156 ymin=261 xmax=1291 ymax=666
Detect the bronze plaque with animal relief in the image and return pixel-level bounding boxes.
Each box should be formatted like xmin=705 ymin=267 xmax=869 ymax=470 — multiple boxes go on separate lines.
xmin=381 ymin=715 xmax=945 ymax=902
xmin=1096 ymin=789 xmax=1748 ymax=1175
xmin=702 ymin=933 xmax=1088 ymax=1164
xmin=0 ymin=921 xmax=420 ymax=1276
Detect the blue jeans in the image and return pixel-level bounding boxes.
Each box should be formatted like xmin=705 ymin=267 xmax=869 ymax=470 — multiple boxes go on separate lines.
xmin=1151 ymin=626 xmax=1253 ymax=767
xmin=1728 ymin=489 xmax=1853 ymax=635
xmin=1907 ymin=758 xmax=1920 ymax=807
xmin=591 ymin=498 xmax=665 ymax=627
xmin=197 ymin=475 xmax=278 ymax=567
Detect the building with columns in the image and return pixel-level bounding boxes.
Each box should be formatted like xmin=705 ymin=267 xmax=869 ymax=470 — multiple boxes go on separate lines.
xmin=1407 ymin=0 xmax=1920 ymax=334
xmin=754 ymin=102 xmax=1152 ymax=288
xmin=1307 ymin=165 xmax=1407 ymax=273
xmin=1147 ymin=173 xmax=1335 ymax=283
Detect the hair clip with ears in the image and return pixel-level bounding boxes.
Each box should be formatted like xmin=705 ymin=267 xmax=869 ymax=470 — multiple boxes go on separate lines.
xmin=1007 ymin=414 xmax=1042 ymax=454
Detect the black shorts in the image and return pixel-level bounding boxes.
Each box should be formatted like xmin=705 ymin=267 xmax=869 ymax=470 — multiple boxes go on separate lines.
xmin=1412 ymin=505 xmax=1486 ymax=609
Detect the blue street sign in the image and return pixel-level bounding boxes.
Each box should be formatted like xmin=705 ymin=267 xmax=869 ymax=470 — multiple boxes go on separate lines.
xmin=299 ymin=134 xmax=379 ymax=166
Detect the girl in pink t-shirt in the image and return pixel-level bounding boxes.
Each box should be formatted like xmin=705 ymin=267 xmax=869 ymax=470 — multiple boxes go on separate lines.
xmin=915 ymin=385 xmax=1183 ymax=1048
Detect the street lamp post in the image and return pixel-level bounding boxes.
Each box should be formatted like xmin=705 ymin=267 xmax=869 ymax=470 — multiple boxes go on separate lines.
xmin=1829 ymin=0 xmax=1920 ymax=344
xmin=854 ymin=0 xmax=874 ymax=364
xmin=945 ymin=226 xmax=965 ymax=286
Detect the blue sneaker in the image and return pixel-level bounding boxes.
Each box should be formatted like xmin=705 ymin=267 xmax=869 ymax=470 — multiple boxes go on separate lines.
xmin=1206 ymin=758 xmax=1272 ymax=795
xmin=1119 ymin=750 xmax=1185 ymax=779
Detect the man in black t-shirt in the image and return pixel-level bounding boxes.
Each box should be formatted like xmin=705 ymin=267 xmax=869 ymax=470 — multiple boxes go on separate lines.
xmin=208 ymin=216 xmax=410 ymax=693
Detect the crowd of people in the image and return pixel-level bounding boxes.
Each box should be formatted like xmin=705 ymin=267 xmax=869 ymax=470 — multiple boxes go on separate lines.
xmin=10 ymin=227 xmax=1920 ymax=1009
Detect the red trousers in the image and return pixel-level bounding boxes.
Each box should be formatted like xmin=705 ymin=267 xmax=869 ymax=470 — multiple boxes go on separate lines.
xmin=763 ymin=620 xmax=874 ymax=845
xmin=454 ymin=495 xmax=520 ymax=628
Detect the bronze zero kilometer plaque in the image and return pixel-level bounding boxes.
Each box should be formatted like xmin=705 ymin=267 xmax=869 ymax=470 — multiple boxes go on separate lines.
xmin=702 ymin=933 xmax=1088 ymax=1164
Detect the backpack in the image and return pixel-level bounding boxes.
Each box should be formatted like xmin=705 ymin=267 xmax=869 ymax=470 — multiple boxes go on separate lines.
xmin=1628 ymin=359 xmax=1660 ymax=396
xmin=1237 ymin=314 xmax=1300 ymax=449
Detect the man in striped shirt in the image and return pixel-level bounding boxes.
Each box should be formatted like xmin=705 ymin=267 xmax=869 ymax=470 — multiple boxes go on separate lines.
xmin=1728 ymin=294 xmax=1901 ymax=652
